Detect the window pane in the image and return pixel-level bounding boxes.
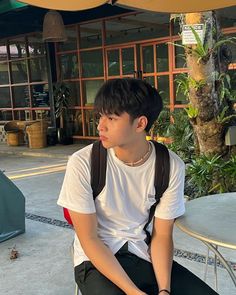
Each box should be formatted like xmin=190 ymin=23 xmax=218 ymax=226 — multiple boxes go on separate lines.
xmin=0 ymin=110 xmax=12 ymax=121
xmin=32 ymin=110 xmax=50 ymax=121
xmin=58 ymin=26 xmax=77 ymax=51
xmin=0 ymin=43 xmax=8 ymax=61
xmin=142 ymin=46 xmax=154 ymax=73
xmin=14 ymin=110 xmax=27 ymax=120
xmin=225 ymin=33 xmax=236 ymax=63
xmin=0 ymin=62 xmax=9 ymax=84
xmin=144 ymin=76 xmax=155 ymax=87
xmin=12 ymin=85 xmax=30 ymax=107
xmin=31 ymin=84 xmax=49 ymax=107
xmin=174 ymin=73 xmax=188 ymax=104
xmin=11 ymin=60 xmax=28 ymax=83
xmin=0 ymin=87 xmax=11 ymax=107
xmin=68 ymin=109 xmax=83 ymax=136
xmin=175 ymin=40 xmax=186 ymax=68
xmin=122 ymin=47 xmax=134 ymax=75
xmin=9 ymin=37 xmax=27 ymax=59
xmin=81 ymin=50 xmax=103 ymax=78
xmin=29 ymin=57 xmax=47 ymax=82
xmin=228 ymin=69 xmax=236 ymax=91
xmin=67 ymin=81 xmax=80 ymax=106
xmin=156 ymin=43 xmax=169 ymax=72
xmin=58 ymin=53 xmax=79 ymax=79
xmin=107 ymin=50 xmax=120 ymax=76
xmin=84 ymin=109 xmax=99 ymax=137
xmin=105 ymin=13 xmax=169 ymax=45
xmin=157 ymin=75 xmax=169 ymax=105
xmin=83 ymin=80 xmax=104 ymax=105
xmin=80 ymin=22 xmax=102 ymax=49
xmin=28 ymin=33 xmax=46 ymax=56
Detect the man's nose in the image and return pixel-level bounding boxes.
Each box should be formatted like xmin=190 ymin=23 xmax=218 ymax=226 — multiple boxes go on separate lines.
xmin=97 ymin=117 xmax=106 ymax=132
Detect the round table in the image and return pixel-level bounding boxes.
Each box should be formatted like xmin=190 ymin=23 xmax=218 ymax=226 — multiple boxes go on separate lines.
xmin=175 ymin=192 xmax=236 ymax=290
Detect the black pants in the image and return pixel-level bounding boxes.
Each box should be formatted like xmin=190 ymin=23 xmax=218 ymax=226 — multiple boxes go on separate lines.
xmin=75 ymin=244 xmax=218 ymax=295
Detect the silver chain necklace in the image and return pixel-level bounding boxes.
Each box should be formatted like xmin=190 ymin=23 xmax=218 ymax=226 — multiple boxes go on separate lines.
xmin=122 ymin=142 xmax=152 ymax=167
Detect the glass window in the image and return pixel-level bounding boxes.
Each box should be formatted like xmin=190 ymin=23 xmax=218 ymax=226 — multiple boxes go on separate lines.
xmin=0 ymin=43 xmax=8 ymax=61
xmin=28 ymin=33 xmax=46 ymax=56
xmin=84 ymin=109 xmax=99 ymax=137
xmin=0 ymin=110 xmax=12 ymax=120
xmin=122 ymin=47 xmax=135 ymax=75
xmin=107 ymin=50 xmax=120 ymax=76
xmin=67 ymin=81 xmax=81 ymax=106
xmin=68 ymin=109 xmax=83 ymax=136
xmin=0 ymin=62 xmax=9 ymax=84
xmin=0 ymin=87 xmax=11 ymax=108
xmin=105 ymin=13 xmax=169 ymax=45
xmin=156 ymin=43 xmax=169 ymax=72
xmin=29 ymin=57 xmax=47 ymax=82
xmin=31 ymin=84 xmax=49 ymax=107
xmin=80 ymin=22 xmax=102 ymax=49
xmin=174 ymin=73 xmax=188 ymax=104
xmin=144 ymin=76 xmax=155 ymax=87
xmin=228 ymin=69 xmax=236 ymax=91
xmin=9 ymin=37 xmax=27 ymax=59
xmin=142 ymin=45 xmax=154 ymax=73
xmin=32 ymin=110 xmax=50 ymax=121
xmin=12 ymin=85 xmax=30 ymax=107
xmin=81 ymin=50 xmax=103 ymax=78
xmin=58 ymin=26 xmax=78 ymax=51
xmin=58 ymin=53 xmax=79 ymax=79
xmin=175 ymin=40 xmax=186 ymax=68
xmin=11 ymin=60 xmax=28 ymax=84
xmin=14 ymin=110 xmax=27 ymax=120
xmin=224 ymin=33 xmax=236 ymax=64
xmin=157 ymin=75 xmax=170 ymax=105
xmin=82 ymin=80 xmax=104 ymax=106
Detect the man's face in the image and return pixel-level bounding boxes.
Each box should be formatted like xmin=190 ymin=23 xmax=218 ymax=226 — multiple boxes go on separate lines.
xmin=97 ymin=112 xmax=140 ymax=149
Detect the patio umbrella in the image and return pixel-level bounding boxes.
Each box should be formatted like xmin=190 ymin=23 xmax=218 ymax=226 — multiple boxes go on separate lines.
xmin=18 ymin=0 xmax=236 ymax=12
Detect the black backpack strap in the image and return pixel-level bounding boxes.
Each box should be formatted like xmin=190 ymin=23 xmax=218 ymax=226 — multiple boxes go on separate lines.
xmin=91 ymin=141 xmax=107 ymax=200
xmin=144 ymin=140 xmax=170 ymax=244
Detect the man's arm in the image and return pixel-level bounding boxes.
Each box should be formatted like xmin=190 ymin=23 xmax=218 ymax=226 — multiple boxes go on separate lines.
xmin=150 ymin=217 xmax=175 ymax=294
xmin=69 ymin=210 xmax=147 ymax=295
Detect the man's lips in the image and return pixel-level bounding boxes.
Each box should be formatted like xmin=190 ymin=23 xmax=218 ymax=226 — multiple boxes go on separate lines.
xmin=99 ymin=135 xmax=108 ymax=141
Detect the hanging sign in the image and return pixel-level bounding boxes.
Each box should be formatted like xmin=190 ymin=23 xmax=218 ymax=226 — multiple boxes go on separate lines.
xmin=182 ymin=24 xmax=204 ymax=45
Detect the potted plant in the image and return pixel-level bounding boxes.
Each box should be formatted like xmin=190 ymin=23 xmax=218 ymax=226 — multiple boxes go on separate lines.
xmin=53 ymin=82 xmax=73 ymax=144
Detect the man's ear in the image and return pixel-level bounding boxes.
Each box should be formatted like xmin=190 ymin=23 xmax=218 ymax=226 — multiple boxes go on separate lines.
xmin=136 ymin=116 xmax=148 ymax=132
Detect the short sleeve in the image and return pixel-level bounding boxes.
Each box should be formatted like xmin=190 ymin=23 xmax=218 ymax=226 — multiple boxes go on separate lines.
xmin=154 ymin=150 xmax=185 ymax=219
xmin=57 ymin=145 xmax=96 ymax=214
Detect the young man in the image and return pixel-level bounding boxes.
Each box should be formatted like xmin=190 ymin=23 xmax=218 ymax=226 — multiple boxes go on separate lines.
xmin=57 ymin=78 xmax=218 ymax=295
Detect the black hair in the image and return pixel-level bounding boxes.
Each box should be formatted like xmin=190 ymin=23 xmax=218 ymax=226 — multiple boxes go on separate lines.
xmin=94 ymin=78 xmax=163 ymax=132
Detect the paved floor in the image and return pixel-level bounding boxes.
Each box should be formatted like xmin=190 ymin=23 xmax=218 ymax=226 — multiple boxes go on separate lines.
xmin=0 ymin=143 xmax=235 ymax=294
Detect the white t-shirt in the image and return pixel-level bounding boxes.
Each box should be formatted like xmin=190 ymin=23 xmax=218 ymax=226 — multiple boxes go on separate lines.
xmin=57 ymin=142 xmax=185 ymax=266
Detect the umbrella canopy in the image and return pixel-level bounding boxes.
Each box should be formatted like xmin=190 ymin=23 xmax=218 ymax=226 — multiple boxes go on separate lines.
xmin=18 ymin=0 xmax=236 ymax=12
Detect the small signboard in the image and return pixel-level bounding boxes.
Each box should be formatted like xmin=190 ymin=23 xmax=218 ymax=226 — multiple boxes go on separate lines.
xmin=182 ymin=24 xmax=204 ymax=45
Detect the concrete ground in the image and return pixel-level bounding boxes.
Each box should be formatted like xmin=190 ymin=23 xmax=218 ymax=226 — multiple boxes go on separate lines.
xmin=0 ymin=143 xmax=235 ymax=295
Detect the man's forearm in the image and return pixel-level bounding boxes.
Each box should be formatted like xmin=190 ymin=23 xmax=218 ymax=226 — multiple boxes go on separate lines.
xmin=80 ymin=237 xmax=144 ymax=295
xmin=150 ymin=235 xmax=173 ymax=292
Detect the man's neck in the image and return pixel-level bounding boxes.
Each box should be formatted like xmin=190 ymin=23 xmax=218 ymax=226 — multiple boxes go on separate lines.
xmin=113 ymin=138 xmax=150 ymax=166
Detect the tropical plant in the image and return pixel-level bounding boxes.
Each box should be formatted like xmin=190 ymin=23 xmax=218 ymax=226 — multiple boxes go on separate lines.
xmin=167 ymin=109 xmax=194 ymax=162
xmin=185 ymin=154 xmax=236 ymax=199
xmin=54 ymin=82 xmax=70 ymax=120
xmin=150 ymin=109 xmax=171 ymax=138
xmin=53 ymin=82 xmax=72 ymax=143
